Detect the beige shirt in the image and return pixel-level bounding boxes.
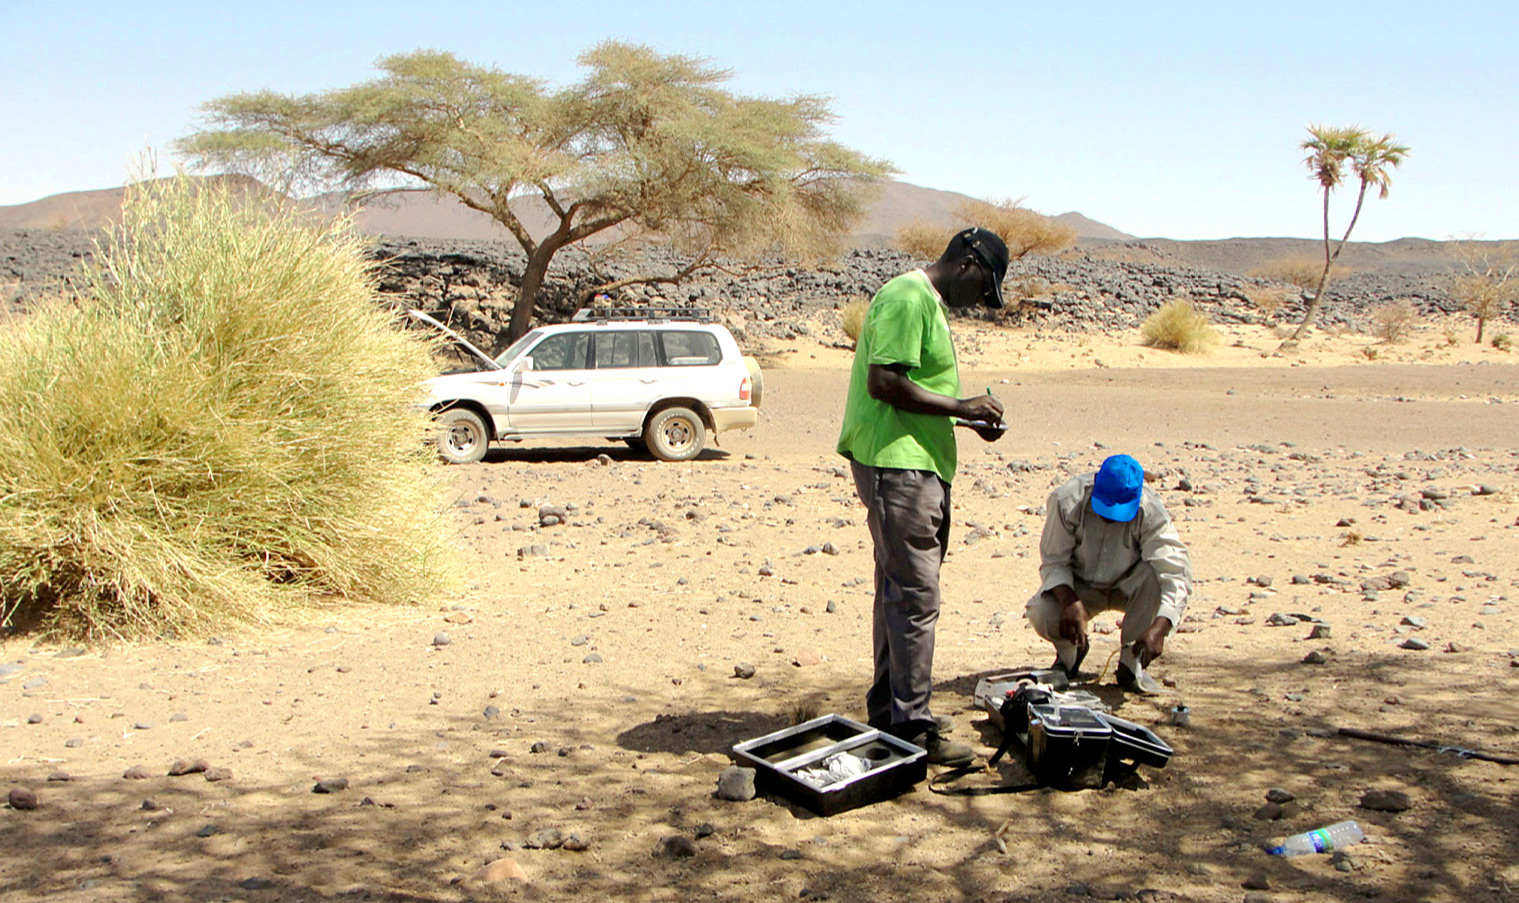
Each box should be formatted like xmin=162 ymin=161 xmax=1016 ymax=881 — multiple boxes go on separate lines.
xmin=1038 ymin=473 xmax=1192 ymax=628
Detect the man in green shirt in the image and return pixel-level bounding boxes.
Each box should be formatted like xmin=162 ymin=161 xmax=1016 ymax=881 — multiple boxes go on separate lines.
xmin=837 ymin=227 xmax=1009 ymax=766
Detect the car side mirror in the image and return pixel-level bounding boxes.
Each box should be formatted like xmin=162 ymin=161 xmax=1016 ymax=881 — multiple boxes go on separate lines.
xmin=516 ymin=356 xmax=534 ymax=373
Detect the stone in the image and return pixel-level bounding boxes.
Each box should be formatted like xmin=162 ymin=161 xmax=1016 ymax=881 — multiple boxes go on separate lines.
xmin=716 ymin=765 xmax=757 ymax=801
xmin=471 ymin=858 xmax=528 ymax=883
xmin=238 ymin=877 xmax=270 ymax=890
xmin=733 ymin=662 xmax=756 ymax=679
xmin=1360 ymin=789 xmax=1412 ymax=812
xmin=312 ymin=778 xmax=349 ymax=794
xmin=483 ymin=705 xmax=501 ymax=720
xmin=1301 ymin=650 xmax=1328 ymax=665
xmin=1242 ymin=870 xmax=1270 ymax=890
xmin=1332 ymin=850 xmax=1362 ymax=871
xmin=168 ymin=758 xmax=209 ymax=776
xmin=562 ymin=833 xmax=591 ymax=851
xmin=1400 ymin=637 xmax=1430 ymax=651
xmin=583 ymin=653 xmax=603 ymax=664
xmin=524 ymin=828 xmax=564 ymax=849
xmin=204 ymin=767 xmax=234 ymax=782
xmin=1444 ymin=642 xmax=1469 ymax=653
xmin=1265 ymin=787 xmax=1295 ymax=804
xmin=1400 ymin=615 xmax=1426 ymax=628
xmin=654 ymin=835 xmax=699 ymax=858
xmin=26 ymin=713 xmax=42 ymax=724
xmin=8 ymin=787 xmax=38 ymax=810
xmin=1252 ymin=802 xmax=1283 ymax=820
xmin=64 ymin=738 xmax=83 ymax=749
xmin=123 ymin=765 xmax=154 ymax=780
xmin=1308 ymin=623 xmax=1331 ymax=640
xmin=432 ymin=632 xmax=450 ymax=646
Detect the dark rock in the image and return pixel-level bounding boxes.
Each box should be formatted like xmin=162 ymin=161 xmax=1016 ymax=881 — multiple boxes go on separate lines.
xmin=1360 ymin=789 xmax=1412 ymax=812
xmin=1242 ymin=870 xmax=1271 ymax=890
xmin=562 ymin=833 xmax=591 ymax=851
xmin=1253 ymin=802 xmax=1283 ymax=820
xmin=123 ymin=765 xmax=154 ymax=780
xmin=312 ymin=778 xmax=349 ymax=794
xmin=8 ymin=787 xmax=38 ymax=810
xmin=204 ymin=767 xmax=233 ymax=782
xmin=238 ymin=877 xmax=270 ymax=891
xmin=733 ymin=662 xmax=756 ymax=679
xmin=168 ymin=758 xmax=209 ymax=776
xmin=1265 ymin=787 xmax=1295 ymax=804
xmin=1400 ymin=637 xmax=1430 ymax=650
xmin=654 ymin=835 xmax=699 ymax=858
xmin=1301 ymin=650 xmax=1328 ymax=665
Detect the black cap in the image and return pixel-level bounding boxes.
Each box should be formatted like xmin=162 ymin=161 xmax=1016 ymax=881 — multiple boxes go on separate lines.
xmin=950 ymin=227 xmax=1009 ymax=309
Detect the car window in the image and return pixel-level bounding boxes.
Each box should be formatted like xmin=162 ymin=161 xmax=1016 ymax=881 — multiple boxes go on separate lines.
xmin=530 ymin=332 xmax=591 ymax=371
xmin=659 ymin=331 xmax=721 ymax=366
xmin=594 ymin=331 xmax=657 ymax=369
xmin=495 ymin=330 xmax=542 ymax=368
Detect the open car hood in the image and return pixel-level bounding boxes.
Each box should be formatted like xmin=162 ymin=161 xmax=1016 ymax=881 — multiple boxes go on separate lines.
xmin=407 ymin=310 xmax=502 ymax=371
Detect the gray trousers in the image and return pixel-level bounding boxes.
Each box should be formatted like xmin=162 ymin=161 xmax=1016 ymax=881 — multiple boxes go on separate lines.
xmin=851 ymin=460 xmax=951 ymax=737
xmin=1024 ymin=566 xmax=1164 ymax=673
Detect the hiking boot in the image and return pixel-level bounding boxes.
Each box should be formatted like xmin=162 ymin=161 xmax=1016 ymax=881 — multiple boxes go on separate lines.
xmin=1116 ymin=662 xmax=1163 ymax=695
xmin=906 ymin=730 xmax=975 ymax=768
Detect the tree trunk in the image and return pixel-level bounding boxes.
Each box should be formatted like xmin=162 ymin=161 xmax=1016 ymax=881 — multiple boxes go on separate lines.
xmin=1286 ymin=182 xmax=1370 ymax=344
xmin=1476 ymin=315 xmax=1486 ymax=345
xmin=507 ymin=243 xmax=560 ymax=343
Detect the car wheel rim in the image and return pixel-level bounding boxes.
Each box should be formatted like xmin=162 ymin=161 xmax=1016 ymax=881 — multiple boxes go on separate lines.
xmin=448 ymin=423 xmax=478 ymax=454
xmin=662 ymin=419 xmax=693 ymax=450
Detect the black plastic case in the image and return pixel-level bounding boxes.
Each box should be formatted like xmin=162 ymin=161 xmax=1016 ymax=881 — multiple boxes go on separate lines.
xmin=1026 ymin=703 xmax=1112 ymax=789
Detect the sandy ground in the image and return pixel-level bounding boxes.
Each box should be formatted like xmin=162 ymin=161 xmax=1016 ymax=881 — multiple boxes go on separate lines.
xmin=3 ymin=316 xmax=1518 ymax=903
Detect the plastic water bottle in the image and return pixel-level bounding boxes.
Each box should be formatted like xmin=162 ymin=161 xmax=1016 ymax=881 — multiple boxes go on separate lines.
xmin=1267 ymin=820 xmax=1365 ymax=856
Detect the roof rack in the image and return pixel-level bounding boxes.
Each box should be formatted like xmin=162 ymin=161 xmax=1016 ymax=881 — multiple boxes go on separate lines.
xmin=572 ymin=306 xmax=713 ymax=323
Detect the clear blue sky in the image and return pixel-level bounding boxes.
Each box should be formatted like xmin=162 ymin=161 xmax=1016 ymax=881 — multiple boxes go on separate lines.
xmin=2 ymin=0 xmax=1513 ymax=241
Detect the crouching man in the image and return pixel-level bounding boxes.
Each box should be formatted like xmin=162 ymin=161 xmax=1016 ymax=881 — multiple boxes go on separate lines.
xmin=1025 ymin=454 xmax=1191 ymax=694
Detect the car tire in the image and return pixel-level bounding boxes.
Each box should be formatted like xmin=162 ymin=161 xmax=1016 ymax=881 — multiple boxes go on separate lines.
xmin=436 ymin=407 xmax=489 ymax=464
xmin=644 ymin=406 xmax=705 ymax=462
xmin=743 ymin=355 xmax=764 ymax=408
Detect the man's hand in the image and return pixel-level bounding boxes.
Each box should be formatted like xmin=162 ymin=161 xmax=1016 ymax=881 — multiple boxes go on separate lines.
xmin=1131 ymin=616 xmax=1172 ymax=668
xmin=956 ymin=393 xmax=1004 ymax=425
xmin=1053 ymin=585 xmax=1088 ymax=654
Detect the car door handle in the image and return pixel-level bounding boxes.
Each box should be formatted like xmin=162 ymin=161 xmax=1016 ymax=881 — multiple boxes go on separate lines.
xmin=567 ymin=380 xmax=586 ymax=387
xmin=640 ymin=379 xmax=658 ymax=384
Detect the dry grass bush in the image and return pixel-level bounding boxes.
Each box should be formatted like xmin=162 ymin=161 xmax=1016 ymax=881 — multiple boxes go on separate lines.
xmin=1370 ymin=299 xmax=1419 ymax=343
xmin=1493 ymin=333 xmax=1513 ymax=352
xmin=0 ymin=177 xmax=457 ymax=641
xmin=1249 ymin=256 xmax=1342 ymax=290
xmin=1245 ymin=286 xmax=1291 ymax=320
xmin=840 ymin=296 xmax=871 ymax=344
xmin=955 ymin=198 xmax=1076 ymax=260
xmin=893 ymin=221 xmax=947 ymax=260
xmin=1140 ymin=298 xmax=1218 ymax=354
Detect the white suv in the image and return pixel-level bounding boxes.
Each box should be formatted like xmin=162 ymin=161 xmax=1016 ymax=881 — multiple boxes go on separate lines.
xmin=411 ymin=308 xmax=762 ymax=463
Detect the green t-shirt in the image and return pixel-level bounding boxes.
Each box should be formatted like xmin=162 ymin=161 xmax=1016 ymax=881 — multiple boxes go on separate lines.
xmin=836 ymin=269 xmax=961 ymax=483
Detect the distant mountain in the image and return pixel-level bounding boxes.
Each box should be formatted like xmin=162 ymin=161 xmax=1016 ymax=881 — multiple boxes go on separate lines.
xmin=0 ymin=178 xmax=1130 ymax=246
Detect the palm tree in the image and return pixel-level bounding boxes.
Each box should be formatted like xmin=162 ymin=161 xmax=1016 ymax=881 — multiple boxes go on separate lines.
xmin=1283 ymin=126 xmax=1411 ymax=347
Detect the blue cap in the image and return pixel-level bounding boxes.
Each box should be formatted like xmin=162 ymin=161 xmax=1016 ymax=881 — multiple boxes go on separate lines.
xmin=1091 ymin=454 xmax=1144 ymax=522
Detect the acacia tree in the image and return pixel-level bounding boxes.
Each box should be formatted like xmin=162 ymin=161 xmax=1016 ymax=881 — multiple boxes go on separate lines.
xmin=1451 ymin=239 xmax=1518 ymax=344
xmin=178 ymin=42 xmax=893 ymax=339
xmin=1283 ymin=125 xmax=1410 ymax=347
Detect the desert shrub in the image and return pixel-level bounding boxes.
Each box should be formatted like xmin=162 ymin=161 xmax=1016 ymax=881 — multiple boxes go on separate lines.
xmin=893 ymin=220 xmax=947 ymax=260
xmin=840 ymin=296 xmax=871 ymax=343
xmin=954 ymin=198 xmax=1076 ymax=260
xmin=1245 ymin=286 xmax=1290 ymax=320
xmin=0 ymin=177 xmax=456 ymax=641
xmin=1370 ymin=299 xmax=1419 ymax=343
xmin=1249 ymin=256 xmax=1340 ymax=290
xmin=1492 ymin=332 xmax=1512 ymax=351
xmin=1140 ymin=298 xmax=1218 ymax=353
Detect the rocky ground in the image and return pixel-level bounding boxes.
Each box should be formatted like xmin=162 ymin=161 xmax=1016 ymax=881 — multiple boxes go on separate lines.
xmin=2 ymin=317 xmax=1517 ymax=903
xmin=6 ymin=229 xmax=1510 ymax=353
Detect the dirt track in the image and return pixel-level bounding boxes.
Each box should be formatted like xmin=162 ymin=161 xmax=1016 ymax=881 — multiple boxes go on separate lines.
xmin=3 ymin=323 xmax=1517 ymax=903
